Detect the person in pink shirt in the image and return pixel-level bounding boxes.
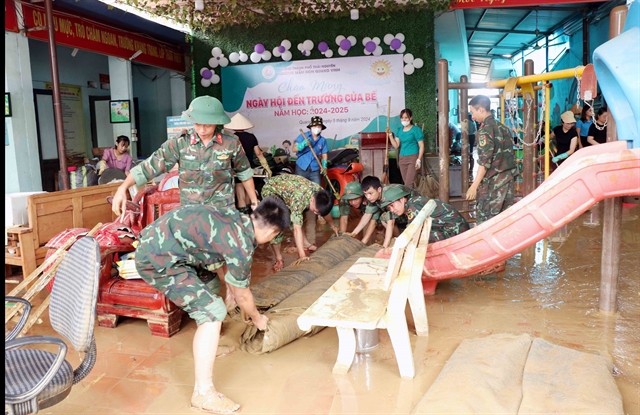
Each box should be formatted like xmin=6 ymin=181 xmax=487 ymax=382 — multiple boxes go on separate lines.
xmin=100 ymin=135 xmax=133 ymax=175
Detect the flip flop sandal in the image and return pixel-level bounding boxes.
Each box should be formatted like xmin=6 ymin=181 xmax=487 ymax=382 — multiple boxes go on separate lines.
xmin=191 ymin=390 xmax=240 ymax=414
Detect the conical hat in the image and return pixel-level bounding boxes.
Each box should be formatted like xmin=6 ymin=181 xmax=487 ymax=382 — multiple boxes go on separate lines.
xmin=224 ymin=113 xmax=254 ymax=130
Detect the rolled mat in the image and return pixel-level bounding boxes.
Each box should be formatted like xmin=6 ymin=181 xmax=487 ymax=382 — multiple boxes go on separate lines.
xmin=240 ymin=243 xmax=380 ymax=354
xmin=251 ymin=235 xmax=366 ymax=310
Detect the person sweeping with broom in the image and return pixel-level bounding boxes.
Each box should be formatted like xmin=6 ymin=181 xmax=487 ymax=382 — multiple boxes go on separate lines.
xmin=387 ymin=108 xmax=424 ymax=188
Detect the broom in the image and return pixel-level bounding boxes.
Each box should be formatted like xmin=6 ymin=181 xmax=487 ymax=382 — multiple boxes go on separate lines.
xmin=298 ymin=129 xmax=339 ymax=200
xmin=381 ymin=96 xmax=391 ymax=184
xmin=415 ymin=123 xmax=439 ymax=198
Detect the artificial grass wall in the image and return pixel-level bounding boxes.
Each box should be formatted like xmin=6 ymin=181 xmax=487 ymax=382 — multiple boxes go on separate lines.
xmin=192 ymin=9 xmax=437 ymax=151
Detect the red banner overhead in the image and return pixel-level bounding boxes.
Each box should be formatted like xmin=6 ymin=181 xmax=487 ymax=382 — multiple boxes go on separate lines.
xmin=13 ymin=1 xmax=185 ymax=73
xmin=451 ymin=0 xmax=607 ymax=9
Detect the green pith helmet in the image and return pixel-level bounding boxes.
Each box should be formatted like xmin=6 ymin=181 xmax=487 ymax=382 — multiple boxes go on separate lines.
xmin=342 ymin=181 xmax=363 ymax=200
xmin=181 ymin=96 xmax=231 ymax=125
xmin=380 ymin=184 xmax=411 ymax=208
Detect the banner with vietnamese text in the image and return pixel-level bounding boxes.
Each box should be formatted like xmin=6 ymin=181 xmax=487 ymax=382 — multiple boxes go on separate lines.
xmin=221 ymin=55 xmax=406 ymax=150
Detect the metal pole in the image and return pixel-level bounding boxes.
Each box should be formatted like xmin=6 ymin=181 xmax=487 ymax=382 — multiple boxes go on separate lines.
xmin=486 ymin=66 xmax=585 ymax=88
xmin=437 ymin=59 xmax=450 ymax=202
xmin=45 ymin=0 xmax=69 ymax=190
xmin=522 ymin=60 xmax=535 ymax=196
xmin=544 ymin=83 xmax=551 ymax=179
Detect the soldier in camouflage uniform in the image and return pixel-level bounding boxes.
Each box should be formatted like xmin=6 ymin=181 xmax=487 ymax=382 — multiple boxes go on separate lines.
xmin=340 ymin=179 xmax=380 ymax=244
xmin=380 ymin=184 xmax=470 ymax=247
xmin=111 ymin=96 xmax=259 ymax=217
xmin=134 ymin=197 xmax=290 ymax=414
xmin=260 ymin=174 xmax=335 ymax=271
xmin=467 ymin=95 xmax=517 ymax=224
xmin=347 ymin=176 xmax=398 ymax=246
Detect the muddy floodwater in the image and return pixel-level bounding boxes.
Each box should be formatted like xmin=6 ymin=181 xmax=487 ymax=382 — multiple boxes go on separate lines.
xmin=18 ymin=203 xmax=639 ymax=414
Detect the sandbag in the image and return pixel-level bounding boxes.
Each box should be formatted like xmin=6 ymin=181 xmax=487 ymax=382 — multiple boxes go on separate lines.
xmin=251 ymin=235 xmax=365 ymax=309
xmin=240 ymin=243 xmax=380 ymax=354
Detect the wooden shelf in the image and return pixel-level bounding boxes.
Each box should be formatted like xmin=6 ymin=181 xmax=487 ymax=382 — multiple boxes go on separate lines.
xmin=5 ymin=226 xmax=37 ymax=278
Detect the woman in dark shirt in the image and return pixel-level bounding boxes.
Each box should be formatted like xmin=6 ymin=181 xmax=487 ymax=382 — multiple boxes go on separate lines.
xmin=586 ymin=107 xmax=608 ymax=146
xmin=550 ymin=111 xmax=579 ymax=164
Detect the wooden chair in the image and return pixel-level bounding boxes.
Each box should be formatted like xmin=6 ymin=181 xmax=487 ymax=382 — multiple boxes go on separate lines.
xmin=297 ymin=201 xmax=435 ymax=378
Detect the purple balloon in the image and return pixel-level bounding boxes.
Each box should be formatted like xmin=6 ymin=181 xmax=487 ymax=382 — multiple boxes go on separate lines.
xmin=390 ymin=38 xmax=402 ymax=50
xmin=254 ymin=43 xmax=265 ymax=54
xmin=318 ymin=41 xmax=329 ymax=53
xmin=340 ymin=39 xmax=351 ymax=50
xmin=202 ymin=69 xmax=212 ymax=80
xmin=278 ymin=45 xmax=286 ymax=53
xmin=365 ymin=41 xmax=376 ymax=53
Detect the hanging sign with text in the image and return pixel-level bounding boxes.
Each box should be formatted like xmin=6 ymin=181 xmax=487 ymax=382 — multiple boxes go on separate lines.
xmin=14 ymin=2 xmax=185 ymax=72
xmin=221 ymin=55 xmax=406 ymax=149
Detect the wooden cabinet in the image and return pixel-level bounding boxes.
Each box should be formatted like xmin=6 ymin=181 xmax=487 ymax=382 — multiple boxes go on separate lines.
xmin=5 ymin=226 xmax=37 ymax=278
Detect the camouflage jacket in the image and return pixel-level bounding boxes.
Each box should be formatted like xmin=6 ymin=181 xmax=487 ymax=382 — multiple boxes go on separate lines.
xmin=130 ymin=129 xmax=253 ymax=207
xmin=477 ymin=116 xmax=517 ymax=188
xmin=135 ymin=205 xmax=256 ymax=288
xmin=398 ymin=193 xmax=470 ymax=242
xmin=261 ymin=174 xmax=322 ymax=226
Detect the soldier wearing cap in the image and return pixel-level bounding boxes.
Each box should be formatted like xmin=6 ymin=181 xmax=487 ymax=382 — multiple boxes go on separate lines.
xmin=347 ymin=176 xmax=398 ymax=245
xmin=339 ymin=180 xmax=378 ymax=244
xmin=135 ymin=197 xmax=290 ymax=414
xmin=111 ymin=96 xmax=259 ymax=217
xmin=467 ymin=94 xmax=517 ymax=224
xmin=380 ymin=184 xmax=469 ymax=249
xmin=294 ymin=116 xmax=329 ymax=185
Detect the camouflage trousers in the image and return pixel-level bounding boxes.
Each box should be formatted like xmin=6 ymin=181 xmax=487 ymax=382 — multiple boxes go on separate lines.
xmin=136 ymin=256 xmax=226 ymax=325
xmin=476 ymin=176 xmax=515 ymax=224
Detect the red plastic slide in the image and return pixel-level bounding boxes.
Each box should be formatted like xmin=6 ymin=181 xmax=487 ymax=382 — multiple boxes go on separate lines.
xmin=422 ymin=141 xmax=640 ymax=294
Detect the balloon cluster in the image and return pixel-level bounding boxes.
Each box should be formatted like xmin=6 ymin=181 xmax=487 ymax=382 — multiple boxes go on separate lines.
xmin=362 ymin=37 xmax=382 ymax=56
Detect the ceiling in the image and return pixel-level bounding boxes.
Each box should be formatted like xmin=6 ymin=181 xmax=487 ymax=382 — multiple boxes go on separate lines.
xmin=47 ymin=0 xmax=625 ymax=79
xmin=462 ymin=1 xmax=626 ymax=80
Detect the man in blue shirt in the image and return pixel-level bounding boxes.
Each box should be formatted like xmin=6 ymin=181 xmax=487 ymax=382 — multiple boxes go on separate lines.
xmin=294 ymin=116 xmax=329 ymax=185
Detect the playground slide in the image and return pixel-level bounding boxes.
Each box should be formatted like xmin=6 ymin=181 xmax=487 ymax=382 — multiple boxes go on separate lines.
xmin=422 ymin=141 xmax=640 ymax=294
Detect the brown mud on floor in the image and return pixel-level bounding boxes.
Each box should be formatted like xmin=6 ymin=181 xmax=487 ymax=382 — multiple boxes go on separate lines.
xmin=12 ymin=204 xmax=640 ymax=415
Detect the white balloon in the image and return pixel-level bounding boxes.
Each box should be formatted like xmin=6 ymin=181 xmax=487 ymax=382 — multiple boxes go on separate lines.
xmin=413 ymin=58 xmax=424 ymax=69
xmin=347 ymin=36 xmax=356 ymax=45
xmin=335 ymin=35 xmax=345 ymax=44
xmin=397 ymin=44 xmax=407 ymax=54
xmin=239 ymin=52 xmax=248 ymax=62
xmin=262 ymin=51 xmax=272 ymax=61
xmin=362 ymin=37 xmax=372 ymax=45
xmin=383 ymin=34 xmax=394 ymax=44
xmin=373 ymin=46 xmax=383 ymax=56
xmin=282 ymin=51 xmax=292 ymax=61
xmin=339 ymin=48 xmax=348 ymax=56
xmin=211 ymin=74 xmax=220 ymax=84
xmin=211 ymin=47 xmax=222 ymax=56
xmin=325 ymin=50 xmax=333 ymax=58
xmin=403 ymin=53 xmax=414 ymax=64
xmin=272 ymin=47 xmax=281 ymax=57
xmin=219 ymin=57 xmax=229 ymax=67
xmin=208 ymin=57 xmax=219 ymax=68
xmin=229 ymin=52 xmax=239 ymax=63
xmin=404 ymin=65 xmax=414 ymax=76
xmin=281 ymin=39 xmax=291 ymax=49
xmin=201 ymin=78 xmax=211 ymax=87
xmin=396 ymin=33 xmax=405 ymax=41
xmin=250 ymin=52 xmax=261 ymax=63
xmin=303 ymin=40 xmax=314 ymax=50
